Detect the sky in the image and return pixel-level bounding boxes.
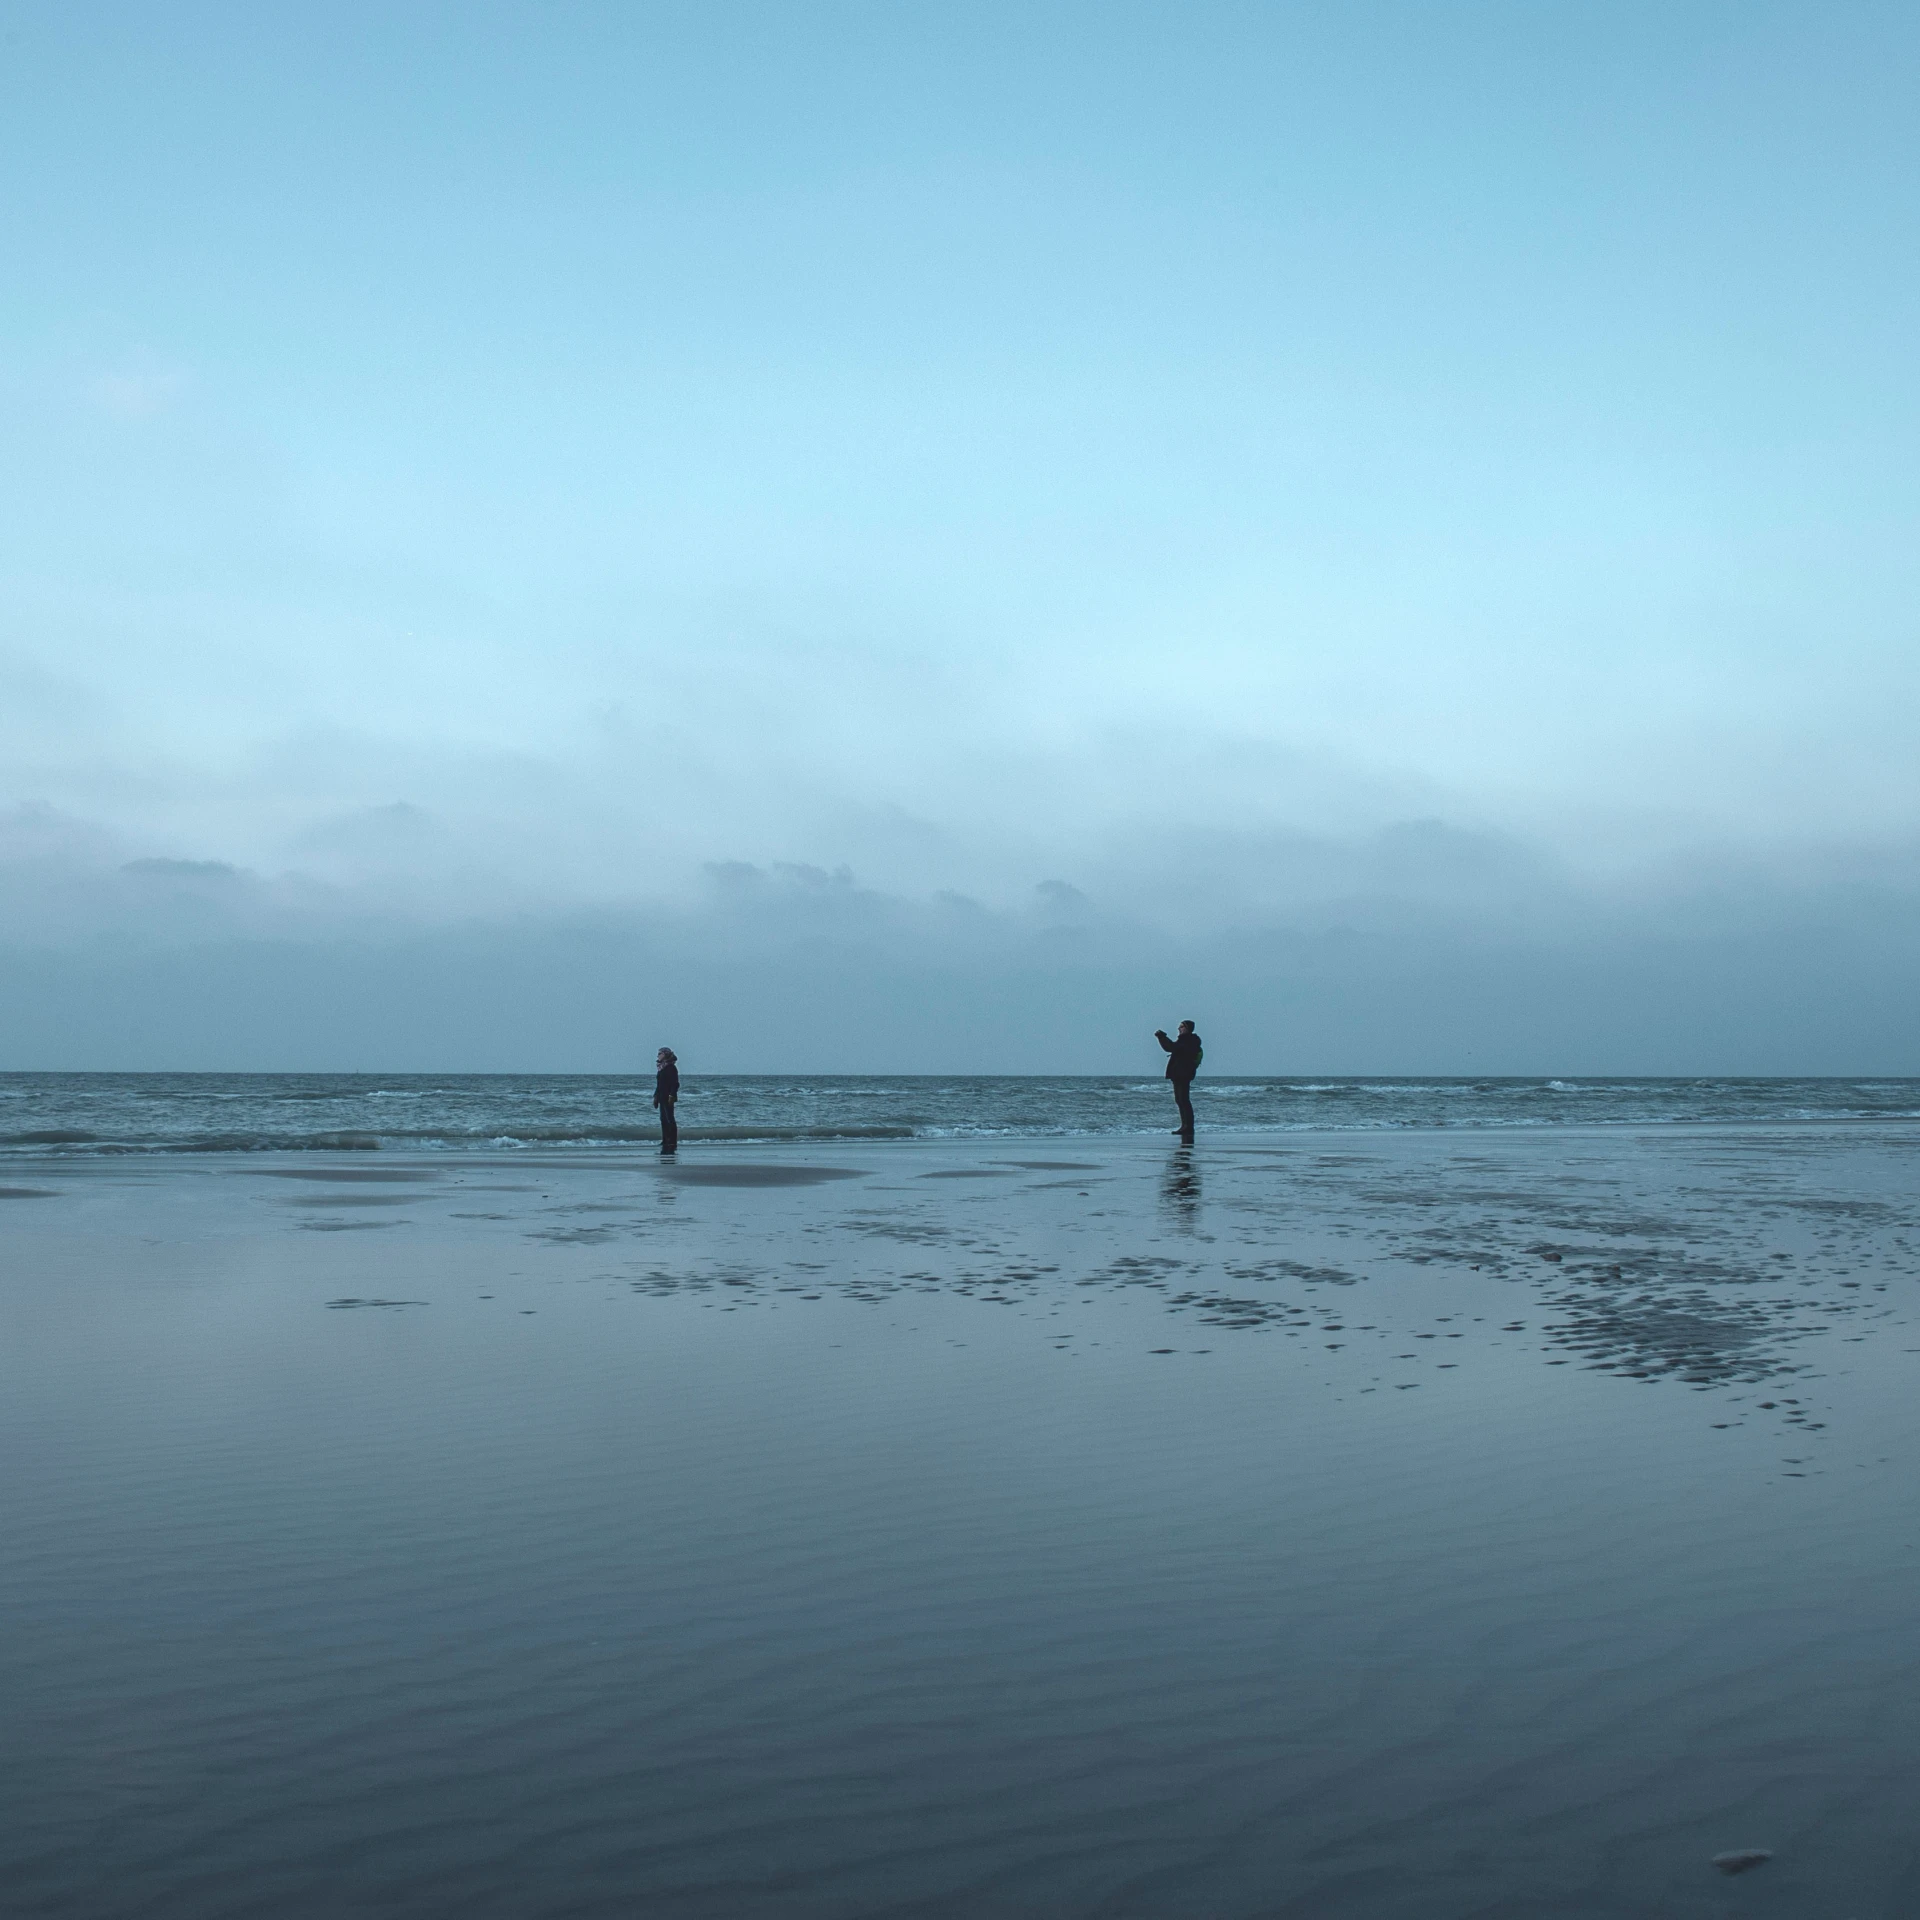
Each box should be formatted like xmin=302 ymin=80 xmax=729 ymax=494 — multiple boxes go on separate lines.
xmin=3 ymin=1 xmax=1918 ymax=1072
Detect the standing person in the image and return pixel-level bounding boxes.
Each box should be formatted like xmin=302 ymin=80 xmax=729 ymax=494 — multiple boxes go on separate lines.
xmin=1154 ymin=1020 xmax=1203 ymax=1142
xmin=652 ymin=1047 xmax=680 ymax=1156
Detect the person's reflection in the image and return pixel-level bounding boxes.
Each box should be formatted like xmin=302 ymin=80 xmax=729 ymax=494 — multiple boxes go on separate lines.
xmin=1160 ymin=1144 xmax=1201 ymax=1229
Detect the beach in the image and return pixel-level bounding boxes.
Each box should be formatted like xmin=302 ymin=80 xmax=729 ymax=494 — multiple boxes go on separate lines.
xmin=5 ymin=1122 xmax=1920 ymax=1917
xmin=13 ymin=3 xmax=1917 ymax=1911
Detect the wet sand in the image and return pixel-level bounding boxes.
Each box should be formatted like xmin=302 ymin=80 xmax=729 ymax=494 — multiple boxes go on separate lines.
xmin=4 ymin=1125 xmax=1920 ymax=1917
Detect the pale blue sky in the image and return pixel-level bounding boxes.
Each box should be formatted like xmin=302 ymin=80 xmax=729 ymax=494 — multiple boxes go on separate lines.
xmin=3 ymin=2 xmax=1918 ymax=1068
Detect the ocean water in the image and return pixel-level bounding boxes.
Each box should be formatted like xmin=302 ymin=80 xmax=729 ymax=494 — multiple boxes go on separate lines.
xmin=2 ymin=1071 xmax=1918 ymax=1153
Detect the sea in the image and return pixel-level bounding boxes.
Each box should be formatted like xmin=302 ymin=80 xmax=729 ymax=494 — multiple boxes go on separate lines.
xmin=2 ymin=1071 xmax=1917 ymax=1154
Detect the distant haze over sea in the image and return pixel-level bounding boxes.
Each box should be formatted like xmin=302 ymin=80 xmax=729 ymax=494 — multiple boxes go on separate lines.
xmin=2 ymin=866 xmax=1919 ymax=1075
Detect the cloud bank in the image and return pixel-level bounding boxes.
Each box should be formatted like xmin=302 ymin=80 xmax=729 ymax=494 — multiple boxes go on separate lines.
xmin=5 ymin=792 xmax=1918 ymax=1074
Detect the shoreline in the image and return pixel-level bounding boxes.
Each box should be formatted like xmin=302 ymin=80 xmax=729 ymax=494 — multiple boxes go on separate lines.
xmin=8 ymin=1106 xmax=1920 ymax=1166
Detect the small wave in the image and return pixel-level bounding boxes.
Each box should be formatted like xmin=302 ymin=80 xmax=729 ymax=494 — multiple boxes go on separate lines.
xmin=461 ymin=1125 xmax=663 ymax=1144
xmin=685 ymin=1124 xmax=916 ymax=1142
xmin=0 ymin=1130 xmax=386 ymax=1155
xmin=914 ymin=1124 xmax=1061 ymax=1139
xmin=170 ymin=1131 xmax=384 ymax=1153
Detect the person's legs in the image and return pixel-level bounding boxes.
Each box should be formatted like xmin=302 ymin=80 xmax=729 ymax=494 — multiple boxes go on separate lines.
xmin=660 ymin=1099 xmax=677 ymax=1154
xmin=1173 ymin=1080 xmax=1194 ymax=1139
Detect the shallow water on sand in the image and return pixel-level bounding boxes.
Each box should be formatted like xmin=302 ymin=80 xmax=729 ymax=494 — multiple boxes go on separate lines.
xmin=4 ymin=1126 xmax=1920 ymax=1916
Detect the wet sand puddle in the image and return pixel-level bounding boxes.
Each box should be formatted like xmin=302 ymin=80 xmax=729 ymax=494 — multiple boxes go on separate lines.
xmin=465 ymin=1131 xmax=1910 ymax=1458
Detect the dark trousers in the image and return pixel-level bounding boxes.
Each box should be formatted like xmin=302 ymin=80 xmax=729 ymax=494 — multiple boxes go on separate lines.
xmin=658 ymin=1098 xmax=677 ymax=1154
xmin=1171 ymin=1079 xmax=1194 ymax=1138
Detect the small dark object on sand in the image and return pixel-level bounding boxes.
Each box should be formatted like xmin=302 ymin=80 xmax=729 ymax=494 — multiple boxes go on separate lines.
xmin=1711 ymin=1849 xmax=1773 ymax=1876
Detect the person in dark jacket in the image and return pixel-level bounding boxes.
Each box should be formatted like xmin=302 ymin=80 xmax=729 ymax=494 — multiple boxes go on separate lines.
xmin=1155 ymin=1021 xmax=1202 ymax=1141
xmin=652 ymin=1047 xmax=680 ymax=1155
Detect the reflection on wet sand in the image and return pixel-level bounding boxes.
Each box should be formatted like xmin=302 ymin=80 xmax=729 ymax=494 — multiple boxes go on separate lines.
xmin=1159 ymin=1144 xmax=1201 ymax=1229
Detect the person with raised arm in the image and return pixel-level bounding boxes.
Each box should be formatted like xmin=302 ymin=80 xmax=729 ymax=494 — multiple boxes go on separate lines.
xmin=1154 ymin=1020 xmax=1202 ymax=1143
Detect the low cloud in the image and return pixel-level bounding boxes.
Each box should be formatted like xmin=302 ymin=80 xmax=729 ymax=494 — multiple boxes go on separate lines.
xmin=3 ymin=799 xmax=1918 ymax=1073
